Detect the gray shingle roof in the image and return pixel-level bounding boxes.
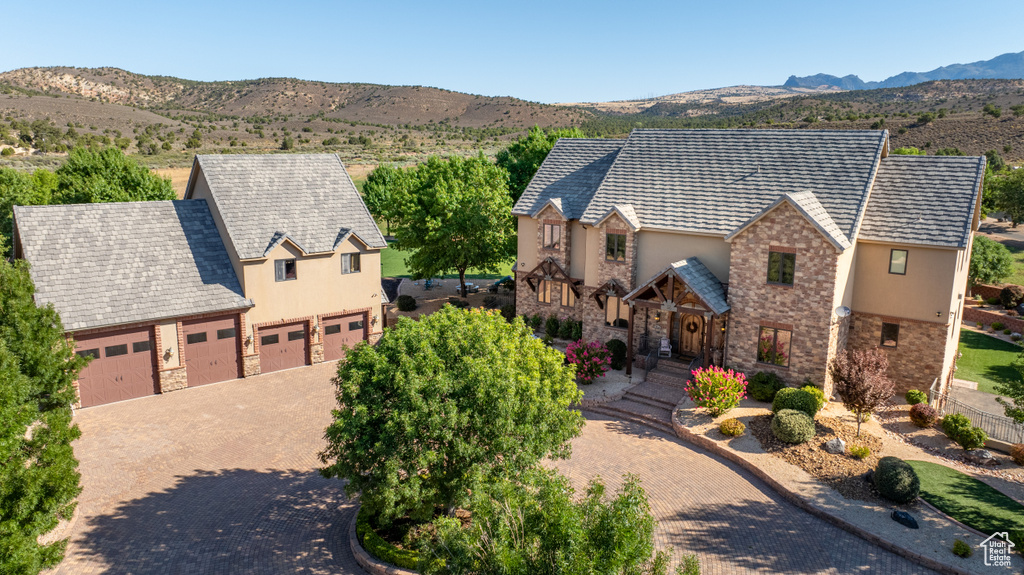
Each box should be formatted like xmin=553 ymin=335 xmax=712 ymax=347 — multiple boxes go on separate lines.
xmin=191 ymin=154 xmax=386 ymax=259
xmin=859 ymin=155 xmax=985 ymax=248
xmin=594 ymin=204 xmax=641 ymax=230
xmin=512 ymin=139 xmax=624 ymax=219
xmin=579 ymin=129 xmax=887 ymax=238
xmin=725 ymin=191 xmax=851 ymax=250
xmin=14 ymin=201 xmax=252 ymax=331
xmin=623 ymin=257 xmax=730 ymax=315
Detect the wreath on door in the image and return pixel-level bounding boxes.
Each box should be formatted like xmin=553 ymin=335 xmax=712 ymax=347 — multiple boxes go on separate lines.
xmin=685 ymin=320 xmax=700 ymax=334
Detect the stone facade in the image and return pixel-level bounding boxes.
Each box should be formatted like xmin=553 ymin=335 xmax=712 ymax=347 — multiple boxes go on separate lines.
xmin=515 ymin=205 xmax=584 ymax=327
xmin=725 ymin=202 xmax=842 ymax=389
xmin=581 ymin=286 xmax=630 ymax=346
xmin=242 ymin=354 xmax=261 ymax=377
xmin=847 ymin=312 xmax=950 ymax=397
xmin=310 ymin=342 xmax=325 ymax=364
xmin=158 ymin=366 xmax=188 ymax=393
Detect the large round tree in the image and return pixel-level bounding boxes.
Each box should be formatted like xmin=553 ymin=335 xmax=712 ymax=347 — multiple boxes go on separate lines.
xmin=319 ymin=306 xmax=583 ymax=525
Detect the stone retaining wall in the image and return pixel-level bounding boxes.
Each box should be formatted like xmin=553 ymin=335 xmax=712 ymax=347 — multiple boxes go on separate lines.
xmin=962 ymin=306 xmax=1024 ymax=333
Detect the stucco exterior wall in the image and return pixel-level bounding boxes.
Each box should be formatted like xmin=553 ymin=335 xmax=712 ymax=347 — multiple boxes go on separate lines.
xmin=635 ymin=231 xmax=731 ymax=284
xmin=157 ymin=321 xmax=180 ymax=369
xmin=515 ymin=216 xmax=538 ymax=274
xmin=725 ymin=202 xmax=842 ymax=389
xmin=851 ymin=242 xmax=959 ymax=323
xmin=568 ymin=222 xmax=588 ymax=280
xmin=240 ymin=237 xmax=383 ymax=355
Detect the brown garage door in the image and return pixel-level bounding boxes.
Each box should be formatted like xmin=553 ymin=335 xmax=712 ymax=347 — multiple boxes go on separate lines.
xmin=182 ymin=316 xmax=242 ymax=387
xmin=259 ymin=322 xmax=309 ymax=373
xmin=74 ymin=326 xmax=157 ymax=408
xmin=322 ymin=313 xmax=367 ymax=361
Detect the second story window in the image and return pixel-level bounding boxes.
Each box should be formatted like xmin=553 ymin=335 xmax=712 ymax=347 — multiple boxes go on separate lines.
xmin=606 ymin=233 xmax=626 ymax=262
xmin=543 ymin=223 xmax=561 ymax=250
xmin=889 ymin=249 xmax=908 ymax=275
xmin=767 ymin=251 xmax=795 ymax=286
xmin=342 ymin=253 xmax=361 ymax=274
xmin=275 ymin=258 xmax=297 ymax=282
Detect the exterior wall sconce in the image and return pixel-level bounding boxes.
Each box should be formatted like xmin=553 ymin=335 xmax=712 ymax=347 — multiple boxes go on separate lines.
xmin=311 ymin=324 xmax=320 ymax=336
xmin=372 ymin=314 xmax=379 ymax=325
xmin=654 ymin=311 xmax=661 ymax=321
xmin=244 ymin=335 xmax=253 ymax=347
xmin=164 ymin=347 xmax=174 ymax=360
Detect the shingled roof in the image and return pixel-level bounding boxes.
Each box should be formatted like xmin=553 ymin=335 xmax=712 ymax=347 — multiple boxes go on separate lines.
xmin=512 ymin=139 xmax=624 ymax=220
xmin=13 ymin=201 xmax=251 ymax=331
xmin=859 ymin=155 xmax=985 ymax=248
xmin=580 ymin=130 xmax=887 ymax=239
xmin=188 ymin=154 xmax=386 ymax=260
xmin=622 ymin=257 xmax=730 ymax=316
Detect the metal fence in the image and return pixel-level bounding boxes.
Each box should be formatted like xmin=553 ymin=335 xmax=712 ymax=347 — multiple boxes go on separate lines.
xmin=938 ymin=396 xmax=1024 ymax=444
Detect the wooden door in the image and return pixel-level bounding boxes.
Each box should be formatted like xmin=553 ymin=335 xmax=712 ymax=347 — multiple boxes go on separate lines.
xmin=678 ymin=314 xmax=704 ymax=358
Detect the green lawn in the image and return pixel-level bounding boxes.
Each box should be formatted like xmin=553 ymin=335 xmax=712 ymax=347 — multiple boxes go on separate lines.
xmin=999 ymin=241 xmax=1024 ymax=286
xmin=957 ymin=330 xmax=1020 ymax=395
xmin=380 ymin=245 xmax=515 ymax=280
xmin=906 ymin=460 xmax=1024 ymax=547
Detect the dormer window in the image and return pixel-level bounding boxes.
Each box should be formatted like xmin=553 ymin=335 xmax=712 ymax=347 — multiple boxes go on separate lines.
xmin=275 ymin=259 xmax=297 ymax=282
xmin=342 ymin=253 xmax=361 ymax=274
xmin=543 ymin=223 xmax=561 ymax=250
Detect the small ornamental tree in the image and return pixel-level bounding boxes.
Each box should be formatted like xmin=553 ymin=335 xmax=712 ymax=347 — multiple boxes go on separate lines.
xmin=1000 ymin=348 xmax=1024 ymax=425
xmin=319 ymin=307 xmax=583 ymax=526
xmin=829 ymin=348 xmax=895 ymax=436
xmin=565 ymin=340 xmax=611 ymax=384
xmin=685 ymin=366 xmax=747 ymax=416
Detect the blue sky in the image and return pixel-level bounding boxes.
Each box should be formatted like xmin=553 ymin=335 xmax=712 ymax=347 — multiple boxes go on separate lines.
xmin=3 ymin=0 xmax=1022 ymax=103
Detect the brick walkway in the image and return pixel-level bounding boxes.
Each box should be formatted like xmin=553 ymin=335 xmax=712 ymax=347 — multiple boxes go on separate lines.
xmin=51 ymin=365 xmax=931 ymax=574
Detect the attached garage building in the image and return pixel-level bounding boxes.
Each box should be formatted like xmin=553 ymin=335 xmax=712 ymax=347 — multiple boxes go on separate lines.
xmin=13 ymin=201 xmax=253 ymax=407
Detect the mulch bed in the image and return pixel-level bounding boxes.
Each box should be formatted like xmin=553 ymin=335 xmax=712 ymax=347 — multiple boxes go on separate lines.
xmin=749 ymin=414 xmax=904 ymax=506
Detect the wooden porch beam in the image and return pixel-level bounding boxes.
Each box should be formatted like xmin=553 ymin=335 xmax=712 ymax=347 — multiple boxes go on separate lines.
xmin=626 ymin=304 xmax=635 ymax=376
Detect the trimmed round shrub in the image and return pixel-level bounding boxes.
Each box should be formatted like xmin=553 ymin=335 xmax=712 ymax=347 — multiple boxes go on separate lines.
xmin=1011 ymin=444 xmax=1024 ymax=466
xmin=771 ymin=409 xmax=816 ymax=444
xmin=909 ymin=403 xmax=939 ymax=428
xmin=749 ymin=371 xmax=786 ymax=402
xmin=557 ymin=318 xmax=574 ymax=339
xmin=500 ymin=304 xmax=516 ymax=322
xmin=952 ymin=539 xmax=973 ymax=558
xmin=905 ymin=389 xmax=927 ymax=405
xmin=545 ymin=315 xmax=561 ymax=339
xmin=772 ymin=387 xmax=819 ymax=418
xmin=605 ymin=339 xmax=627 ymax=370
xmin=991 ymin=321 xmax=1006 ymax=331
xmin=873 ymin=456 xmax=920 ymax=503
xmin=941 ymin=413 xmax=971 ymax=437
xmin=529 ymin=314 xmax=543 ymax=330
xmin=395 ymin=294 xmax=417 ymax=312
xmin=719 ymin=418 xmax=745 ymax=437
xmin=955 ymin=426 xmax=988 ymax=451
xmin=1000 ymin=285 xmax=1024 ymax=308
xmin=801 ymin=384 xmax=826 ymax=413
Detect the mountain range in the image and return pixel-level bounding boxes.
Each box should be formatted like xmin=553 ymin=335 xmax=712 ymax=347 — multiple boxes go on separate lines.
xmin=784 ymin=50 xmax=1024 ymax=90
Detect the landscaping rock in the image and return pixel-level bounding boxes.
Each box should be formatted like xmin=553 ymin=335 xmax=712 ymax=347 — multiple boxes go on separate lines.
xmin=964 ymin=449 xmax=1001 ymax=466
xmin=824 ymin=437 xmax=846 ymax=454
xmin=890 ymin=510 xmax=919 ymax=529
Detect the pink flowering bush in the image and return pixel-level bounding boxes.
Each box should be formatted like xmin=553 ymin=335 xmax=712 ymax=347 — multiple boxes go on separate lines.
xmin=685 ymin=366 xmax=748 ymax=416
xmin=565 ymin=340 xmax=611 ymax=384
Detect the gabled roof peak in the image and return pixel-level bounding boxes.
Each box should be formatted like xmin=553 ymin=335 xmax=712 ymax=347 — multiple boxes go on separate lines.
xmin=725 ymin=191 xmax=852 ymax=251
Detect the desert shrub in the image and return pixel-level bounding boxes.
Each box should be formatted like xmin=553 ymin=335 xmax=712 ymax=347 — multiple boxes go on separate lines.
xmin=1011 ymin=444 xmax=1024 ymax=466
xmin=686 ymin=366 xmax=747 ymax=416
xmin=605 ymin=339 xmax=627 ymax=370
xmin=991 ymin=321 xmax=1005 ymax=331
xmin=356 ymin=507 xmax=419 ymax=570
xmin=749 ymin=371 xmax=786 ymax=402
xmin=986 ymin=297 xmax=1001 ymax=305
xmin=873 ymin=456 xmax=920 ymax=503
xmin=545 ymin=315 xmax=561 ymax=339
xmin=772 ymin=387 xmax=819 ymax=418
xmin=565 ymin=340 xmax=611 ymax=384
xmin=500 ymin=304 xmax=516 ymax=322
xmin=529 ymin=314 xmax=543 ymax=330
xmin=771 ymin=409 xmax=816 ymax=444
xmin=1005 ymin=329 xmax=1013 ymax=335
xmin=905 ymin=389 xmax=927 ymax=405
xmin=395 ymin=294 xmax=417 ymax=312
xmin=942 ymin=413 xmax=989 ymax=450
xmin=0 ymin=147 xmax=13 ymax=156
xmin=849 ymin=445 xmax=870 ymax=459
xmin=719 ymin=418 xmax=745 ymax=437
xmin=909 ymin=403 xmax=939 ymax=428
xmin=557 ymin=318 xmax=574 ymax=339
xmin=941 ymin=413 xmax=971 ymax=436
xmin=447 ymin=297 xmax=469 ymax=309
xmin=952 ymin=539 xmax=973 ymax=558
xmin=1000 ymin=285 xmax=1024 ymax=308
xmin=801 ymin=383 xmax=826 ymax=413
xmin=322 ymin=136 xmax=341 ymax=146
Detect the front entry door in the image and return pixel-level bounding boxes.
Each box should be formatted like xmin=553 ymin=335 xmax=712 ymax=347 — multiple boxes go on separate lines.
xmin=678 ymin=314 xmax=704 ymax=358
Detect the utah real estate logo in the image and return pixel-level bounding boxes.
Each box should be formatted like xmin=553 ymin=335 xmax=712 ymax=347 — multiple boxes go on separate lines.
xmin=979 ymin=532 xmax=1015 ymax=568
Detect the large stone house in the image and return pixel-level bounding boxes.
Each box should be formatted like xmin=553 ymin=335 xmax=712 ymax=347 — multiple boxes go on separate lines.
xmin=13 ymin=154 xmax=387 ymax=407
xmin=512 ymin=130 xmax=984 ymax=396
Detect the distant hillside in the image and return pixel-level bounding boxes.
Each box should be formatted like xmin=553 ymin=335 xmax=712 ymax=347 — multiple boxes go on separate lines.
xmin=785 ymin=50 xmax=1024 ymax=89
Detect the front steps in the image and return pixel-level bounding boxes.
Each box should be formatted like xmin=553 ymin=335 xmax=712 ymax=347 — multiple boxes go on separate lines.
xmin=586 ymin=381 xmax=686 ymax=434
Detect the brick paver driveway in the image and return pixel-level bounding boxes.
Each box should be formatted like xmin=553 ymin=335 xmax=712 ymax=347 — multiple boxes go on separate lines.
xmin=54 ymin=365 xmax=928 ymax=574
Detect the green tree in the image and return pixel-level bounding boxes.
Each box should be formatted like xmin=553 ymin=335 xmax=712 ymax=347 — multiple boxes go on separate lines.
xmin=362 ymin=164 xmax=409 ymax=236
xmin=319 ymin=307 xmax=583 ymax=526
xmin=0 ymin=259 xmax=85 ymax=574
xmin=496 ymin=126 xmax=586 ymax=203
xmin=0 ymin=169 xmax=56 ymax=254
xmin=935 ymin=147 xmax=965 ymax=156
xmin=394 ymin=154 xmax=515 ymax=297
xmin=52 ymin=147 xmax=175 ymax=205
xmin=891 ymin=146 xmax=926 ymax=156
xmin=983 ymin=103 xmax=1002 ymax=118
xmin=993 ymin=169 xmax=1024 ymax=227
xmin=969 ymin=236 xmax=1014 ymax=286
xmin=1001 ymin=351 xmax=1024 ymax=424
xmin=984 ymin=150 xmax=1006 ymax=173
xmin=421 ymin=469 xmax=699 ymax=575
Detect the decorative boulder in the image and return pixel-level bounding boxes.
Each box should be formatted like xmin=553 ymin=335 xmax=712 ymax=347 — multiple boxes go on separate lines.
xmin=964 ymin=449 xmax=1001 ymax=466
xmin=891 ymin=510 xmax=919 ymax=529
xmin=824 ymin=437 xmax=846 ymax=454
